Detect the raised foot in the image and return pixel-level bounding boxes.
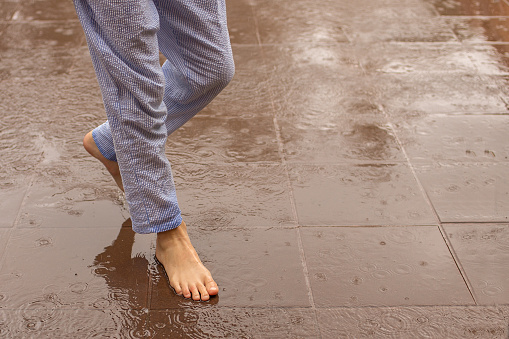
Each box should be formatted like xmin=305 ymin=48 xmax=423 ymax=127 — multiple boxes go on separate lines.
xmin=83 ymin=131 xmax=124 ymax=191
xmin=155 ymin=221 xmax=218 ymax=301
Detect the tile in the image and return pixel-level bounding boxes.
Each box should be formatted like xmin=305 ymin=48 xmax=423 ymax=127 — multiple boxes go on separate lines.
xmin=0 ymin=230 xmax=9 ymax=260
xmin=262 ymin=45 xmax=377 ymax=120
xmin=174 ymin=163 xmax=296 ymax=227
xmin=343 ymin=5 xmax=457 ymax=43
xmin=0 ymin=178 xmax=29 ymax=228
xmin=317 ymin=305 xmax=509 ymax=338
xmin=0 ymin=308 xmax=148 ymax=338
xmin=445 ymin=223 xmax=509 ymax=305
xmin=0 ymin=21 xmax=86 ymax=51
xmin=0 ymin=227 xmax=153 ymax=311
xmin=254 ymin=0 xmax=349 ymax=44
xmin=199 ymin=45 xmax=273 ymax=119
xmin=430 ymin=0 xmax=509 ymax=16
xmin=415 ymin=163 xmax=509 ymax=222
xmin=0 ymin=48 xmax=75 ymax=79
xmin=278 ymin=114 xmax=405 ymax=164
xmin=166 ymin=115 xmax=280 ymax=164
xmin=301 ymin=226 xmax=473 ymax=307
xmin=149 ymin=228 xmax=310 ymax=308
xmin=17 ymin=178 xmax=129 ymax=229
xmin=394 ymin=114 xmax=509 ymax=163
xmin=225 ymin=0 xmax=258 ymax=44
xmin=146 ymin=308 xmax=319 ymax=338
xmin=356 ymin=42 xmax=478 ymax=75
xmin=289 ymin=164 xmax=437 ymax=226
xmin=446 ymin=17 xmax=509 ymax=43
xmin=0 ymin=0 xmax=79 ymax=22
xmin=378 ymin=73 xmax=509 ymax=115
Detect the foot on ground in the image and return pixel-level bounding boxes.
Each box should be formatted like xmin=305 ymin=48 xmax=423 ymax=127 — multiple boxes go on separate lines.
xmin=83 ymin=131 xmax=124 ymax=191
xmin=155 ymin=221 xmax=218 ymax=301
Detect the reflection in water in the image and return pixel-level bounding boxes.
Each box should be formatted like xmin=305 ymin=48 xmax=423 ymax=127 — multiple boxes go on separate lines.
xmin=91 ymin=219 xmax=225 ymax=338
xmin=90 ymin=219 xmax=150 ymax=337
xmin=92 ymin=219 xmax=148 ymax=310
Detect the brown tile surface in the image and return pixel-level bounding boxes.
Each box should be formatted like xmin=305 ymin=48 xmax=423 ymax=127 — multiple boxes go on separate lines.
xmin=416 ymin=163 xmax=509 ymax=222
xmin=0 ymin=228 xmax=152 ymax=311
xmin=317 ymin=306 xmax=509 ymax=338
xmin=174 ymin=163 xmax=296 ymax=227
xmin=289 ymin=164 xmax=437 ymax=226
xmin=378 ymin=73 xmax=509 ymax=115
xmin=0 ymin=230 xmax=9 ymax=260
xmin=254 ymin=0 xmax=349 ymax=44
xmin=225 ymin=0 xmax=258 ymax=45
xmin=342 ymin=2 xmax=457 ymax=43
xmin=146 ymin=308 xmax=319 ymax=338
xmin=445 ymin=223 xmax=509 ymax=305
xmin=0 ymin=0 xmax=79 ymax=21
xmin=0 ymin=308 xmax=148 ymax=338
xmin=3 ymin=0 xmax=509 ymax=335
xmin=17 ymin=179 xmax=128 ymax=229
xmin=357 ymin=42 xmax=478 ymax=74
xmin=278 ymin=114 xmax=405 ymax=164
xmin=166 ymin=115 xmax=280 ymax=164
xmin=149 ymin=228 xmax=310 ymax=308
xmin=394 ymin=114 xmax=509 ymax=163
xmin=0 ymin=178 xmax=29 ymax=228
xmin=0 ymin=21 xmax=85 ymax=51
xmin=430 ymin=0 xmax=509 ymax=16
xmin=301 ymin=226 xmax=473 ymax=307
xmin=446 ymin=17 xmax=509 ymax=43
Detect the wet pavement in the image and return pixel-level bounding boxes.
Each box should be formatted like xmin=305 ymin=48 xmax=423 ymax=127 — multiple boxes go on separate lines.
xmin=1 ymin=0 xmax=509 ymax=337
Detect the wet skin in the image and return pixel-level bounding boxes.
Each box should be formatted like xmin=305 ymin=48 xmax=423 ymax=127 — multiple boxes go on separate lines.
xmin=83 ymin=131 xmax=218 ymax=301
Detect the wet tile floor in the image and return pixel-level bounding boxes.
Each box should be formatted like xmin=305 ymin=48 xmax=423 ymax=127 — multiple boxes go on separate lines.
xmin=1 ymin=0 xmax=509 ymax=337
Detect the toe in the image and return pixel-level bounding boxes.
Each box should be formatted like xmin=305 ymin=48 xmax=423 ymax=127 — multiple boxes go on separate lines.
xmin=198 ymin=284 xmax=209 ymax=301
xmin=170 ymin=280 xmax=183 ymax=296
xmin=205 ymin=278 xmax=218 ymax=296
xmin=189 ymin=285 xmax=201 ymax=301
xmin=182 ymin=285 xmax=192 ymax=299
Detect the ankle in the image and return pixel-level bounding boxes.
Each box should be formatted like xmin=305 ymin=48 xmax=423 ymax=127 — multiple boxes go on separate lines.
xmin=156 ymin=222 xmax=190 ymax=246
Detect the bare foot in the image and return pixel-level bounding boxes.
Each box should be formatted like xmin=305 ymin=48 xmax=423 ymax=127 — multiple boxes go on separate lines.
xmin=83 ymin=131 xmax=124 ymax=191
xmin=155 ymin=221 xmax=218 ymax=301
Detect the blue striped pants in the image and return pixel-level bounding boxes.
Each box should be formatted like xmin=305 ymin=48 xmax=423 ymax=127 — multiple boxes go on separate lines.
xmin=73 ymin=0 xmax=235 ymax=234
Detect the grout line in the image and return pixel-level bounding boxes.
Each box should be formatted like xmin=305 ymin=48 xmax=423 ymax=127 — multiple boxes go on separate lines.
xmin=0 ymin=174 xmax=36 ymax=270
xmin=11 ymin=175 xmax=36 ymax=230
xmin=441 ymin=221 xmax=509 ymax=225
xmin=378 ymin=105 xmax=478 ymax=305
xmin=441 ymin=15 xmax=509 ymax=19
xmin=251 ymin=4 xmax=320 ymax=335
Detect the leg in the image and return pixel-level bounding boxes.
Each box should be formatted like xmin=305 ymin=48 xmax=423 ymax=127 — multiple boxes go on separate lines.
xmin=74 ymin=0 xmax=233 ymax=301
xmin=85 ymin=0 xmax=235 ymax=167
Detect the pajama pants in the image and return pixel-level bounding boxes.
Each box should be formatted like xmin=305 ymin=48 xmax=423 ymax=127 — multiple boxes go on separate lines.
xmin=73 ymin=0 xmax=235 ymax=234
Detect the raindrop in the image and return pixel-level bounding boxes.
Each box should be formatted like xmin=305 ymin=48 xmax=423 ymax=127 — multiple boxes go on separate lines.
xmin=394 ymin=264 xmax=414 ymax=275
xmin=351 ymin=276 xmax=363 ymax=285
xmin=372 ymin=269 xmax=392 ymax=279
xmin=35 ymin=238 xmax=52 ymax=247
xmin=482 ymin=285 xmax=502 ymax=297
xmin=92 ymin=298 xmax=111 ymax=309
xmin=69 ymin=282 xmax=88 ymax=294
xmin=314 ymin=273 xmax=327 ymax=281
